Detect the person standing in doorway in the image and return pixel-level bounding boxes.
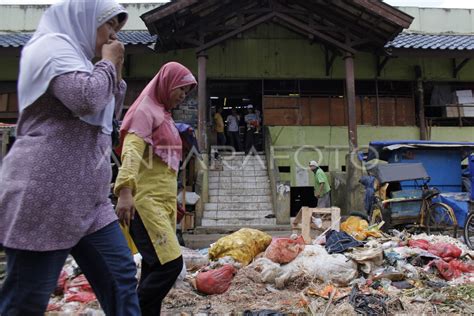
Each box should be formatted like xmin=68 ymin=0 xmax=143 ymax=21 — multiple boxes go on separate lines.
xmin=309 ymin=160 xmax=331 ymax=207
xmin=244 ymin=104 xmax=259 ymax=154
xmin=213 ymin=107 xmax=226 ymax=148
xmin=226 ymin=107 xmax=241 ymax=152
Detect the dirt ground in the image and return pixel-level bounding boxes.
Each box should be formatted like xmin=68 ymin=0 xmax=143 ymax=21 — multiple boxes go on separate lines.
xmin=162 ymin=265 xmax=474 ymax=315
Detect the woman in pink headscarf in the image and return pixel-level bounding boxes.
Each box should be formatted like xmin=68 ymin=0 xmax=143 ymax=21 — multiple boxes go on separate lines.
xmin=114 ymin=61 xmax=197 ymax=315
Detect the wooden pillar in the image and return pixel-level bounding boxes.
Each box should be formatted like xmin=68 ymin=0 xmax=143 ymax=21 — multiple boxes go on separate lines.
xmin=415 ymin=66 xmax=427 ymax=140
xmin=197 ymin=52 xmax=208 ymax=151
xmin=344 ymin=52 xmax=357 ymax=152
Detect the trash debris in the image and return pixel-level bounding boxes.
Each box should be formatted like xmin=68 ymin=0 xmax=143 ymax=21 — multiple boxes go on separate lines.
xmin=340 ymin=216 xmax=383 ymax=241
xmin=254 ymin=245 xmax=358 ymax=287
xmin=181 ymin=246 xmax=209 ymax=271
xmin=209 ymin=228 xmax=272 ymax=265
xmin=349 ymin=286 xmax=388 ymax=315
xmin=324 ymin=229 xmax=364 ymax=254
xmin=264 ymin=235 xmax=305 ymax=264
xmin=39 ymin=224 xmax=473 ymax=315
xmin=195 ymin=264 xmax=237 ymax=295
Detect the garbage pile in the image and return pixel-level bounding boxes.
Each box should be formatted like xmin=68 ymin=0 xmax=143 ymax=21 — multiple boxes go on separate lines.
xmin=42 ymin=221 xmax=473 ymax=315
xmin=165 ymin=221 xmax=473 ymax=315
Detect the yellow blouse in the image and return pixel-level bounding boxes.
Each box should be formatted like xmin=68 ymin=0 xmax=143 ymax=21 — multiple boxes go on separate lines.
xmin=114 ymin=133 xmax=181 ymax=264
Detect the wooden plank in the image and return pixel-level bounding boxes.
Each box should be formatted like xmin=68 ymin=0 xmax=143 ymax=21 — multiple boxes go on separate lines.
xmin=330 ymin=97 xmax=346 ymax=126
xmin=263 ymin=96 xmax=299 ymax=109
xmin=378 ymin=97 xmax=396 ymax=126
xmin=362 ymin=97 xmax=377 ymax=125
xmin=395 ymin=97 xmax=416 ymax=126
xmin=7 ymin=93 xmax=18 ymax=112
xmin=299 ymin=98 xmax=311 ymax=126
xmin=263 ymin=108 xmax=300 ymax=126
xmin=292 ymin=207 xmax=341 ymax=244
xmin=0 ymin=94 xmax=8 ymax=112
xmin=141 ymin=0 xmax=199 ymax=27
xmin=356 ymin=97 xmax=363 ymax=125
xmin=310 ymin=97 xmax=330 ymax=126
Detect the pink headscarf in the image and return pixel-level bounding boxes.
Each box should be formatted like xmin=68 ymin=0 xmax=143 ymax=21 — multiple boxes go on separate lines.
xmin=120 ymin=62 xmax=197 ymax=172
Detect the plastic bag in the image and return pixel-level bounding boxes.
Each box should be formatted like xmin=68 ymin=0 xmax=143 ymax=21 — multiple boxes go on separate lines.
xmin=253 ymin=245 xmax=358 ymax=288
xmin=340 ymin=216 xmax=382 ymax=241
xmin=264 ymin=236 xmax=305 ymax=264
xmin=63 ymin=274 xmax=97 ymax=303
xmin=209 ymin=228 xmax=272 ymax=265
xmin=55 ymin=269 xmax=69 ymax=295
xmin=428 ymin=243 xmax=462 ymax=261
xmin=65 ymin=292 xmax=97 ymax=303
xmin=408 ymin=239 xmax=430 ymax=250
xmin=181 ymin=246 xmax=209 ymax=271
xmin=433 ymin=259 xmax=474 ymax=280
xmin=195 ymin=264 xmax=236 ymax=295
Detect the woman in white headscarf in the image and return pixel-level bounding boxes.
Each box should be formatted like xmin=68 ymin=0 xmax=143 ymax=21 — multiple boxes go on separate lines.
xmin=0 ymin=1 xmax=140 ymax=315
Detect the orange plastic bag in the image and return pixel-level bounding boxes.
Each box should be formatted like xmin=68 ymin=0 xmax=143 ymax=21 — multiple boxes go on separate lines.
xmin=195 ymin=264 xmax=236 ymax=295
xmin=264 ymin=236 xmax=305 ymax=264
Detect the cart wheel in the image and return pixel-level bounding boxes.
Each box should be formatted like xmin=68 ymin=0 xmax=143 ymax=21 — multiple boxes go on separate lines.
xmin=427 ymin=202 xmax=458 ymax=238
xmin=463 ymin=212 xmax=474 ymax=250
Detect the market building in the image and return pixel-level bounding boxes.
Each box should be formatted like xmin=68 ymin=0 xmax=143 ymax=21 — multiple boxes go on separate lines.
xmin=0 ymin=1 xmax=473 ymax=230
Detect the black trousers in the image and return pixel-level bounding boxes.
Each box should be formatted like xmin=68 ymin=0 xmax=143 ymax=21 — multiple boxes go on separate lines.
xmin=130 ymin=213 xmax=183 ymax=316
xmin=245 ymin=128 xmax=256 ymax=154
xmin=228 ymin=131 xmax=241 ymax=152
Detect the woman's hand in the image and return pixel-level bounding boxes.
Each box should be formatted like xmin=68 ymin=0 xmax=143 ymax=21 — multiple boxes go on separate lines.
xmin=102 ymin=40 xmax=124 ymax=68
xmin=116 ymin=187 xmax=135 ymax=226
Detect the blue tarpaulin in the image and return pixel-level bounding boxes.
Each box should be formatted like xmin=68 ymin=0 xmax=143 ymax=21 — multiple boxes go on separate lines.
xmin=438 ymin=193 xmax=470 ymax=228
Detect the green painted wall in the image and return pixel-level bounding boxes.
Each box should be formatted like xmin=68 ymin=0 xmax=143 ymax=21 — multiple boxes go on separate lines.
xmin=2 ymin=24 xmax=474 ymax=82
xmin=127 ymin=24 xmax=474 ymax=82
xmin=0 ymin=56 xmax=19 ymax=81
xmin=268 ymin=126 xmax=474 ymax=186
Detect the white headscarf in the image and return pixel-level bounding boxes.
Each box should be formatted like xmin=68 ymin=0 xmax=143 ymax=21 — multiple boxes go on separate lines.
xmin=18 ymin=0 xmax=128 ymax=134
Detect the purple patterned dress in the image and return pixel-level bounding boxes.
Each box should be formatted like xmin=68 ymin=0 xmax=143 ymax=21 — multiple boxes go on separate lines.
xmin=0 ymin=60 xmax=124 ymax=251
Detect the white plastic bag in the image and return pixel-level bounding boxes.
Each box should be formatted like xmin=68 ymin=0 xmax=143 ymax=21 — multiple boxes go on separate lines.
xmin=252 ymin=245 xmax=357 ymax=288
xmin=177 ymin=191 xmax=201 ymax=205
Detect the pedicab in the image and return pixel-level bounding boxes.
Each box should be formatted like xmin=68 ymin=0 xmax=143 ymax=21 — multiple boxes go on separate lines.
xmin=366 ymin=162 xmax=458 ymax=237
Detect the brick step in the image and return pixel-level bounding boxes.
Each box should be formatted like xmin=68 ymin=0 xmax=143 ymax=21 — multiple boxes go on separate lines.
xmin=208 ymin=176 xmax=269 ymax=183
xmin=204 ymin=202 xmax=273 ymax=212
xmin=209 ymin=170 xmax=268 ymax=177
xmin=201 ymin=217 xmax=277 ymax=227
xmin=220 ymin=165 xmax=267 ymax=171
xmin=208 ymin=182 xmax=270 ymax=190
xmin=203 ymin=210 xmax=274 ymax=219
xmin=209 ymin=188 xmax=271 ymax=196
xmin=209 ymin=195 xmax=272 ymax=203
xmin=192 ymin=225 xmax=291 ymax=235
xmin=182 ymin=230 xmax=292 ymax=249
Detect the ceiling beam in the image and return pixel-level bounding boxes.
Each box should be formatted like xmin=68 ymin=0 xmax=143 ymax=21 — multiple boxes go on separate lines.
xmin=452 ymin=58 xmax=471 ymax=78
xmin=196 ymin=12 xmax=276 ymax=53
xmin=140 ymin=0 xmax=199 ymax=29
xmin=274 ymin=11 xmax=356 ymax=53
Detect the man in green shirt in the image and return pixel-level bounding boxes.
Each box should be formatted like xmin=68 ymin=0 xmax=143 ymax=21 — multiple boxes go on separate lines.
xmin=309 ymin=160 xmax=331 ymax=207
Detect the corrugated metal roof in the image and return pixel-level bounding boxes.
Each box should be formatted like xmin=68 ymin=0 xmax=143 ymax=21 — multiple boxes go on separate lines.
xmin=385 ymin=32 xmax=474 ymax=50
xmin=0 ymin=31 xmax=156 ymax=48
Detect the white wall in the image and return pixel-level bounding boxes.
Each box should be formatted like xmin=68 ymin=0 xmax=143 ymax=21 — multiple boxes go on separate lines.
xmin=0 ymin=4 xmax=473 ymax=34
xmin=398 ymin=6 xmax=474 ymax=33
xmin=0 ymin=3 xmax=163 ymax=31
